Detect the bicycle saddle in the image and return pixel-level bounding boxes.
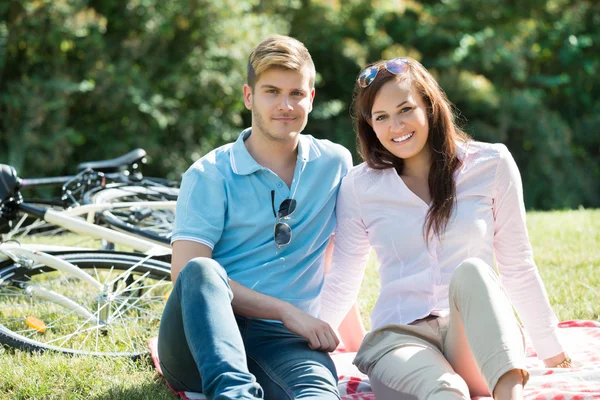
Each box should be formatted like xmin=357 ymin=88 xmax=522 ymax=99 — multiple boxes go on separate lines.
xmin=0 ymin=164 xmax=19 ymax=202
xmin=76 ymin=148 xmax=147 ymax=173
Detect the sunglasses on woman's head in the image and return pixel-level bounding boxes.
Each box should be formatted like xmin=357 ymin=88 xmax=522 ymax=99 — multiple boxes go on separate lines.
xmin=357 ymin=58 xmax=410 ymax=88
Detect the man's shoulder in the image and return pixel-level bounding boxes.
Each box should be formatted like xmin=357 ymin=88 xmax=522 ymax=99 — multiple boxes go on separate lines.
xmin=184 ymin=142 xmax=235 ymax=179
xmin=301 ymin=134 xmax=352 ymax=165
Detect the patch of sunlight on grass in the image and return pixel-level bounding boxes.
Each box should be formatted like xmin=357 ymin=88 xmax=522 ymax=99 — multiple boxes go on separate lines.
xmin=0 ymin=350 xmax=176 ymax=400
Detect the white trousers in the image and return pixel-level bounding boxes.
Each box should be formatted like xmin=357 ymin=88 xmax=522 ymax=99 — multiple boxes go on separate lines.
xmin=354 ymin=258 xmax=529 ymax=400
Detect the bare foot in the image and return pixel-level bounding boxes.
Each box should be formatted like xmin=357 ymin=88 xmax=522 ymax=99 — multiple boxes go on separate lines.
xmin=493 ymin=369 xmax=524 ymax=400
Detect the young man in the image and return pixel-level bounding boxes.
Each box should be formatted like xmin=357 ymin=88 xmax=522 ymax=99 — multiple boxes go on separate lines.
xmin=157 ymin=35 xmax=353 ymax=399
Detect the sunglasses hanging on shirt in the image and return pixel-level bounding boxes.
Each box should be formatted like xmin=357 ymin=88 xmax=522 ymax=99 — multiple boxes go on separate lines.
xmin=271 ymin=190 xmax=297 ymax=248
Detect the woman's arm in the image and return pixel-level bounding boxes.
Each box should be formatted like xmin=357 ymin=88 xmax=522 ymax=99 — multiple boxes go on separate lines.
xmin=320 ymin=174 xmax=372 ymax=332
xmin=492 ymin=144 xmax=567 ymax=366
xmin=337 ymin=303 xmax=366 ymax=352
xmin=323 ymin=237 xmax=366 ymax=351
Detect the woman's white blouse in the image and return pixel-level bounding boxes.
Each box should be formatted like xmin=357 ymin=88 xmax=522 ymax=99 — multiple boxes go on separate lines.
xmin=320 ymin=141 xmax=564 ymax=360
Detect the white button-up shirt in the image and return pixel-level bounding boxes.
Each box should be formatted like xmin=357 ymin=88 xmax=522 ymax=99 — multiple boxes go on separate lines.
xmin=320 ymin=140 xmax=564 ymax=360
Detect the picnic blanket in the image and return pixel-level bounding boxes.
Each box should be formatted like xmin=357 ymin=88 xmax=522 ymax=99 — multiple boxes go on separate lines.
xmin=148 ymin=320 xmax=600 ymax=399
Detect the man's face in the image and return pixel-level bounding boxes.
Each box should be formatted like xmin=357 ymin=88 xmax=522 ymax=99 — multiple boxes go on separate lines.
xmin=243 ymin=67 xmax=315 ymax=143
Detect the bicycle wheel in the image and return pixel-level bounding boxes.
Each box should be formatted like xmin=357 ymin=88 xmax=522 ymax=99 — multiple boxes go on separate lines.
xmin=85 ymin=185 xmax=178 ymax=245
xmin=0 ymin=251 xmax=171 ymax=358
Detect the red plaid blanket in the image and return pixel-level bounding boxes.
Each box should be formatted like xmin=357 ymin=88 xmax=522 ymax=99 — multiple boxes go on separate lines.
xmin=148 ymin=320 xmax=600 ymax=399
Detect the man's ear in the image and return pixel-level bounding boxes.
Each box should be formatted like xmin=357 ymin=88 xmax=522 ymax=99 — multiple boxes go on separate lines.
xmin=243 ymin=84 xmax=253 ymax=110
xmin=308 ymin=87 xmax=316 ymax=113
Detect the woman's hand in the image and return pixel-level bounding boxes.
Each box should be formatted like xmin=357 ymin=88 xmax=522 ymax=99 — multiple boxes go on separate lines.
xmin=543 ymin=352 xmax=571 ymax=368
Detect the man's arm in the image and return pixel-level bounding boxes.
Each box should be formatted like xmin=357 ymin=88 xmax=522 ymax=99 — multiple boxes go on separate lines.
xmin=171 ymin=240 xmax=339 ymax=351
xmin=171 ymin=240 xmax=212 ymax=282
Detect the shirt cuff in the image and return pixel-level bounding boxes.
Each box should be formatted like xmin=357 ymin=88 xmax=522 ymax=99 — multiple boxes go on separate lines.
xmin=531 ymin=330 xmax=564 ymax=360
xmin=170 ymin=236 xmax=215 ymax=249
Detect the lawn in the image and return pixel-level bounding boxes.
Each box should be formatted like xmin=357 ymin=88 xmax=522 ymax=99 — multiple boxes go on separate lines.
xmin=0 ymin=209 xmax=598 ymax=399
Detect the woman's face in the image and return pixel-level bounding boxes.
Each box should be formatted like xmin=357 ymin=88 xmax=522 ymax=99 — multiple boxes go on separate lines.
xmin=369 ymin=79 xmax=430 ymax=165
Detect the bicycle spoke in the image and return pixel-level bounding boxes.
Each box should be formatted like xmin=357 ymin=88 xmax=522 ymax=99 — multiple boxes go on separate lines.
xmin=0 ymin=254 xmax=170 ymax=356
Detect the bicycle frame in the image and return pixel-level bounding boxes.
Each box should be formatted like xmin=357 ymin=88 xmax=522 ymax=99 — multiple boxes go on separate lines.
xmin=6 ymin=201 xmax=173 ymax=255
xmin=0 ymin=202 xmax=173 ymax=330
xmin=0 ymin=161 xmax=175 ymax=355
xmin=0 ymin=199 xmax=172 ymax=319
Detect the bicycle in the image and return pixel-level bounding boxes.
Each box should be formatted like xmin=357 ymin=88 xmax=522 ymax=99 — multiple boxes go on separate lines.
xmin=0 ymin=163 xmax=174 ymax=358
xmin=3 ymin=149 xmax=178 ymax=246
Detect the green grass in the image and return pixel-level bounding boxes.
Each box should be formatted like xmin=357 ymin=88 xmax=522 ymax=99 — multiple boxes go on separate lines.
xmin=0 ymin=209 xmax=598 ymax=399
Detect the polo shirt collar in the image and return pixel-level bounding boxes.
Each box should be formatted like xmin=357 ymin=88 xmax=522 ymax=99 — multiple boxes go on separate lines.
xmin=230 ymin=128 xmax=322 ymax=176
xmin=297 ymin=133 xmax=322 ymax=163
xmin=230 ymin=128 xmax=261 ymax=175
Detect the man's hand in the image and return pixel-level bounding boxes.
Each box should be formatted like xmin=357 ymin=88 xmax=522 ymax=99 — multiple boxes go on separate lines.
xmin=279 ymin=303 xmax=340 ymax=352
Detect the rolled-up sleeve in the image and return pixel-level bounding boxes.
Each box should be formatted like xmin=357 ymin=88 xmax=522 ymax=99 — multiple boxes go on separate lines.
xmin=493 ymin=144 xmax=563 ymax=360
xmin=319 ymin=173 xmax=371 ymax=330
xmin=171 ymin=166 xmax=227 ymax=249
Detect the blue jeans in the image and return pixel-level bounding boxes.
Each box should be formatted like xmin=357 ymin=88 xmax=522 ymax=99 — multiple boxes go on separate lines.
xmin=157 ymin=258 xmax=340 ymax=400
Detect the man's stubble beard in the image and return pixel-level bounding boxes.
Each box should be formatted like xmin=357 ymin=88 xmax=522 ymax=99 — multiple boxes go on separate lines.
xmin=252 ymin=107 xmax=299 ymax=144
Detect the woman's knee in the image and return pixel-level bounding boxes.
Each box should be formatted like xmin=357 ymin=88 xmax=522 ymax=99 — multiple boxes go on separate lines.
xmin=450 ymin=258 xmax=495 ymax=289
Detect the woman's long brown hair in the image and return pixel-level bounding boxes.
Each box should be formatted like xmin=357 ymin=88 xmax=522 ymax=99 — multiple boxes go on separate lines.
xmin=352 ymin=58 xmax=470 ymax=243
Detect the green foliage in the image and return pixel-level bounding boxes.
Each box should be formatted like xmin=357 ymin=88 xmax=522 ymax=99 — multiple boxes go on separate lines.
xmin=0 ymin=0 xmax=598 ymax=209
xmin=0 ymin=0 xmax=285 ymax=179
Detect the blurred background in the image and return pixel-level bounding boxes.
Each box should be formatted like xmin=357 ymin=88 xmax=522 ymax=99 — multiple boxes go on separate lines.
xmin=1 ymin=0 xmax=598 ymax=210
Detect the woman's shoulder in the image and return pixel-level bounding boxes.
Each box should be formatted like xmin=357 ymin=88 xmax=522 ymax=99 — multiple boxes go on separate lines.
xmin=457 ymin=140 xmax=511 ymax=164
xmin=346 ymin=162 xmax=392 ymax=181
xmin=343 ymin=162 xmax=393 ymax=193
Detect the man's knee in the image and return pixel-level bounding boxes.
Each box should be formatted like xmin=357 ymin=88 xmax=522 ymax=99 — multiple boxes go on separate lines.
xmin=177 ymin=257 xmax=232 ymax=301
xmin=179 ymin=257 xmax=227 ymax=283
xmin=180 ymin=256 xmax=224 ymax=278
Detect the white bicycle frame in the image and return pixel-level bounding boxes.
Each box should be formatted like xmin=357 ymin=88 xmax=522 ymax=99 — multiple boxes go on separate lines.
xmin=0 ymin=201 xmax=174 ymax=323
xmin=5 ymin=201 xmax=174 ymax=255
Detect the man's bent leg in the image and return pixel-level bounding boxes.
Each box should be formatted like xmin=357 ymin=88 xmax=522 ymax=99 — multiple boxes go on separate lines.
xmin=158 ymin=258 xmax=263 ymax=399
xmin=242 ymin=318 xmax=340 ymax=400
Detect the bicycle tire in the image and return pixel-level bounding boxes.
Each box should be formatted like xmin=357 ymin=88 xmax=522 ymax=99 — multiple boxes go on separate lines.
xmin=85 ymin=185 xmax=178 ymax=245
xmin=0 ymin=251 xmax=171 ymax=358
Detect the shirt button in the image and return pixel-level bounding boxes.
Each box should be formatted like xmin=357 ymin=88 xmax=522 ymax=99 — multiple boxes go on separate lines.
xmin=277 ymin=182 xmax=283 ymax=188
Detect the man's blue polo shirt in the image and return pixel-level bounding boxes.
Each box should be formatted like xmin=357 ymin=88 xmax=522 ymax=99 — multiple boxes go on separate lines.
xmin=172 ymin=128 xmax=353 ymax=317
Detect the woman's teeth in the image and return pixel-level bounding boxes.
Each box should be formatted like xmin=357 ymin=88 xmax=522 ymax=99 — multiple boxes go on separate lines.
xmin=392 ymin=132 xmax=414 ymax=143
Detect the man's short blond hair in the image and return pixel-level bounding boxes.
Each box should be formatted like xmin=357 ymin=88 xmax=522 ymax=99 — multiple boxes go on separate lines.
xmin=247 ymin=35 xmax=316 ymax=89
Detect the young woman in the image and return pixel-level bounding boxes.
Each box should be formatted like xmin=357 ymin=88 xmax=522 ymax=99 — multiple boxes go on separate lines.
xmin=319 ymin=57 xmax=570 ymax=400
